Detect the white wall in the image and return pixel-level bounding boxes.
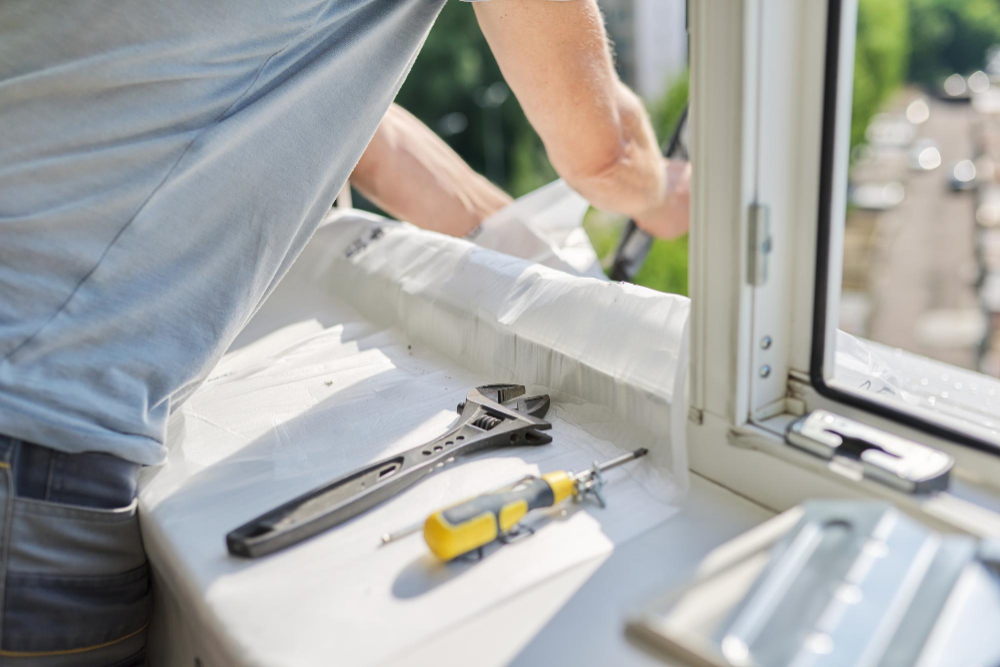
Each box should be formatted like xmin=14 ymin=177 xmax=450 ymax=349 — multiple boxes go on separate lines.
xmin=634 ymin=0 xmax=687 ymax=100
xmin=599 ymin=0 xmax=687 ymax=101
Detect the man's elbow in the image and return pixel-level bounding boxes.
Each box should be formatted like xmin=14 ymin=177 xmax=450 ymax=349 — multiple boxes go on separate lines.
xmin=555 ymin=132 xmax=629 ymax=190
xmin=551 ymin=86 xmax=657 ymax=194
xmin=552 ymin=109 xmax=648 ymax=206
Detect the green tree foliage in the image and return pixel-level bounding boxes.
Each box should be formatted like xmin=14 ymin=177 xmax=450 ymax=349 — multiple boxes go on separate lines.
xmin=648 ymin=69 xmax=689 ymax=145
xmin=850 ymin=0 xmax=1000 ymax=150
xmin=393 ymin=2 xmax=554 ymax=198
xmin=851 ymin=0 xmax=910 ymax=148
xmin=634 ymin=71 xmax=690 ymax=295
xmin=632 ymin=236 xmax=689 ymax=295
xmin=909 ymin=0 xmax=1000 ymax=86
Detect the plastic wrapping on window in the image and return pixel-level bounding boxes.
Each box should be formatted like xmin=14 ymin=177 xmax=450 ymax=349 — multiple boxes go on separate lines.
xmin=140 ymin=206 xmax=691 ymax=664
xmin=469 ymin=178 xmax=606 ymax=279
xmin=834 ymin=330 xmax=1000 ymax=441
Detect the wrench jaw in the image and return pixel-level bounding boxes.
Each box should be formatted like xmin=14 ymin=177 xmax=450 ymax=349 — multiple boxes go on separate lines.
xmin=512 ymin=394 xmax=550 ymax=419
xmin=455 ymin=384 xmax=552 ymax=448
xmin=458 ymin=384 xmax=551 ymax=422
xmin=457 ymin=384 xmax=523 ymax=415
xmin=474 ymin=383 xmax=526 ymax=406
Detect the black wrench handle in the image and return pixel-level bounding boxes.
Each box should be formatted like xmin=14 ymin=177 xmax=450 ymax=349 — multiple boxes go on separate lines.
xmin=226 ymin=418 xmax=550 ymax=558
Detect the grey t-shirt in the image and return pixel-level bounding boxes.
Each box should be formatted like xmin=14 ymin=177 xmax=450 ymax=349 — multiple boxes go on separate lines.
xmin=0 ymin=0 xmax=455 ymax=464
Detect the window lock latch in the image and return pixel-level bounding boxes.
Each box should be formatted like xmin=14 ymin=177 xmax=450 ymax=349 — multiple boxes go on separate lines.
xmin=787 ymin=410 xmax=954 ymax=494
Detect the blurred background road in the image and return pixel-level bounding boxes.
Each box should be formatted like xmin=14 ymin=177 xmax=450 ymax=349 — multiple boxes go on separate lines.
xmin=847 ymin=93 xmax=981 ymax=370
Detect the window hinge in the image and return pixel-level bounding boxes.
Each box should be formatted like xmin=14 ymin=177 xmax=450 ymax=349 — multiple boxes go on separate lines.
xmin=747 ymin=203 xmax=772 ymax=286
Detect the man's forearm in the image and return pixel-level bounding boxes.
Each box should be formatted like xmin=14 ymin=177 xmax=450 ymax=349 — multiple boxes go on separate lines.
xmin=351 ymin=104 xmax=512 ymax=237
xmin=473 ymin=0 xmax=688 ymax=239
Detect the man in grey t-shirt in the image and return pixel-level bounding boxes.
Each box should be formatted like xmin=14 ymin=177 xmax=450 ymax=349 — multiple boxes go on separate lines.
xmin=0 ymin=0 xmax=688 ymax=661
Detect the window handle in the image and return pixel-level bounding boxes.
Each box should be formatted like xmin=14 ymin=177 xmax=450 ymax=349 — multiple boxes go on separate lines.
xmin=787 ymin=410 xmax=953 ymax=493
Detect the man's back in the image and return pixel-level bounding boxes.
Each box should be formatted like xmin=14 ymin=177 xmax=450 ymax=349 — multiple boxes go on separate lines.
xmin=0 ymin=0 xmax=446 ymax=464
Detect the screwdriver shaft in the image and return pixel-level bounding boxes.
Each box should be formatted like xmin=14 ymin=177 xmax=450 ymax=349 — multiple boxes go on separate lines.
xmin=574 ymin=447 xmax=648 ymax=480
xmin=379 ymin=522 xmax=422 ymax=546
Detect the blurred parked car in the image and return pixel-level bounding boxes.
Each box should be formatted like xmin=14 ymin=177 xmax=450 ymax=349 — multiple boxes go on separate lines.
xmin=848 ymin=182 xmax=905 ymax=210
xmin=940 ymin=73 xmax=972 ymax=102
xmin=905 ymin=97 xmax=931 ymax=125
xmin=908 ymin=139 xmax=941 ymax=171
xmin=977 ymin=187 xmax=1000 ymax=228
xmin=980 ymin=229 xmax=1000 ymax=268
xmin=980 ymin=273 xmax=1000 ymax=315
xmin=865 ymin=113 xmax=915 ymax=148
xmin=949 ymin=159 xmax=978 ymax=191
xmin=969 ymin=70 xmax=991 ymax=94
xmin=973 ymin=88 xmax=1000 ymax=115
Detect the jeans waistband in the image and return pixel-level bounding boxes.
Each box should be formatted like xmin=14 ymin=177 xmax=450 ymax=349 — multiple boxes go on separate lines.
xmin=0 ymin=436 xmax=140 ymax=509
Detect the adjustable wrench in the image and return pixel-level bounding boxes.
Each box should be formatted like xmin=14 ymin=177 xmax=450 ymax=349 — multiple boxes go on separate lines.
xmin=227 ymin=383 xmax=552 ymax=558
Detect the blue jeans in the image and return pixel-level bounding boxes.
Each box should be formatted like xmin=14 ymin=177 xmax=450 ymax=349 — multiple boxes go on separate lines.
xmin=0 ymin=436 xmax=148 ymax=666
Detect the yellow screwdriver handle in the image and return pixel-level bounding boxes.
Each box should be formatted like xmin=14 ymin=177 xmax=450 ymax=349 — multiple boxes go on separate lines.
xmin=423 ymin=471 xmax=575 ymax=561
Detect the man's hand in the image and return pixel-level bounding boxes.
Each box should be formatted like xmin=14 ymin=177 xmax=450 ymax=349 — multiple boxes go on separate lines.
xmin=634 ymin=158 xmax=691 ymax=239
xmin=473 ymin=0 xmax=689 ymax=239
xmin=350 ymin=104 xmax=512 ymax=237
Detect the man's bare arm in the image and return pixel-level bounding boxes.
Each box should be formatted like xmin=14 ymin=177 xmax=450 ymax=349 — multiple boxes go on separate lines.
xmin=473 ymin=0 xmax=688 ymax=238
xmin=350 ymin=104 xmax=512 ymax=237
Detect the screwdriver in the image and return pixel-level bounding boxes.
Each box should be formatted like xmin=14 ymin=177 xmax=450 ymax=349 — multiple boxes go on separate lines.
xmin=381 ymin=448 xmax=648 ymax=561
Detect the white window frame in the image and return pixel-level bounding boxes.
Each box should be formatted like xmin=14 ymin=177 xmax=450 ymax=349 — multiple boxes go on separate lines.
xmin=686 ymin=0 xmax=1000 ymax=536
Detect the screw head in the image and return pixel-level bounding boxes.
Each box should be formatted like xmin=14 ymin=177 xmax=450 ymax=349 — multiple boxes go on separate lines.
xmin=761 ymin=336 xmax=772 ymax=350
xmin=759 ymin=365 xmax=771 ymax=378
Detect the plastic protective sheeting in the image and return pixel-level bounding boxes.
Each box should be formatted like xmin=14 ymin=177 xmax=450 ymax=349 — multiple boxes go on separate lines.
xmin=469 ymin=179 xmax=606 ymax=279
xmin=834 ymin=330 xmax=1000 ymax=441
xmin=139 ymin=209 xmax=690 ymax=666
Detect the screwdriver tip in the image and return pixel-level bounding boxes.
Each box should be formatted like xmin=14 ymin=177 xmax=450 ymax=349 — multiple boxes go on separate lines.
xmin=635 ymin=448 xmax=649 ymax=457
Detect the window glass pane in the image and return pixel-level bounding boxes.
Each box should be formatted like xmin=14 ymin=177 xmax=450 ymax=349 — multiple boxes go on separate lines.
xmin=833 ymin=0 xmax=1000 ymax=440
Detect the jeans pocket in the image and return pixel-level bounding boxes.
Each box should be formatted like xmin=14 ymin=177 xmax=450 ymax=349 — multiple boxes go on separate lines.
xmin=7 ymin=497 xmax=145 ymax=577
xmin=3 ymin=497 xmax=150 ymax=655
